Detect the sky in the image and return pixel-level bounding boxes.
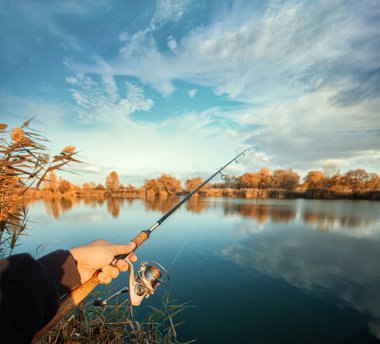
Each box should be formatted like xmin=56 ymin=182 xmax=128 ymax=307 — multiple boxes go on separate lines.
xmin=1 ymin=0 xmax=379 ymax=186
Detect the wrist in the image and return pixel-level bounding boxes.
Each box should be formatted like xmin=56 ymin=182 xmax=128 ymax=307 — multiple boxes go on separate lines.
xmin=69 ymin=247 xmax=95 ymax=284
xmin=39 ymin=250 xmax=81 ymax=296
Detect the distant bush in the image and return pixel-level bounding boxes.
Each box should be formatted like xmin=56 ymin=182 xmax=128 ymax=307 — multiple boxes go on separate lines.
xmin=305 ymin=188 xmax=336 ymax=199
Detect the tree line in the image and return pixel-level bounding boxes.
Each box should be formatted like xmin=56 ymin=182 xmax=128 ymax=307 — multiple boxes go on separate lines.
xmin=40 ymin=166 xmax=380 ymax=201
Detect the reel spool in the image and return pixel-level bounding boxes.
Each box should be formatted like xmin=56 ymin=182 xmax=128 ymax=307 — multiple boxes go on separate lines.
xmin=94 ymin=260 xmax=169 ymax=307
xmin=130 ymin=261 xmax=169 ymax=305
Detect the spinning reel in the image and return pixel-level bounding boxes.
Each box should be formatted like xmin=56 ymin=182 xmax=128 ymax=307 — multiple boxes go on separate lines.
xmin=94 ymin=259 xmax=169 ymax=307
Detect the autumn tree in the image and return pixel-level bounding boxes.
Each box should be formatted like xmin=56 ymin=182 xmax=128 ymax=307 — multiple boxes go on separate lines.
xmin=304 ymin=171 xmax=325 ymax=188
xmin=105 ymin=171 xmax=119 ymax=191
xmin=59 ymin=179 xmax=72 ymax=193
xmin=323 ymin=162 xmax=339 ymax=179
xmin=96 ymin=184 xmax=105 ymax=190
xmin=340 ymin=169 xmax=369 ymax=191
xmin=327 ymin=174 xmax=341 ymax=190
xmin=366 ymin=173 xmax=380 ymax=189
xmin=47 ymin=172 xmax=59 ymax=192
xmin=157 ymin=174 xmax=182 ymax=195
xmin=258 ymin=168 xmax=272 ymax=189
xmin=239 ymin=173 xmax=260 ymax=188
xmin=143 ymin=179 xmax=162 ymax=197
xmin=272 ymin=169 xmax=300 ymax=190
xmin=185 ymin=177 xmax=207 ymax=192
xmin=143 ymin=175 xmax=182 ymax=197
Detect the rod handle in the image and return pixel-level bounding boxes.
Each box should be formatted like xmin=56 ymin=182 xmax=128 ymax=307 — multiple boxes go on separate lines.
xmin=114 ymin=230 xmax=150 ymax=261
xmin=32 ymin=273 xmax=100 ymax=342
xmin=131 ymin=230 xmax=150 ymax=247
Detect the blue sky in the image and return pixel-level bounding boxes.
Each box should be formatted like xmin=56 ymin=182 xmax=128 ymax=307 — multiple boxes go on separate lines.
xmin=1 ymin=0 xmax=379 ymax=186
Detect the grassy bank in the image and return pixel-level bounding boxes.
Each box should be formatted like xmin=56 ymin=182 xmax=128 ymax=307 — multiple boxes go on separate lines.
xmin=24 ymin=185 xmax=380 ymax=203
xmin=37 ymin=291 xmax=193 ymax=344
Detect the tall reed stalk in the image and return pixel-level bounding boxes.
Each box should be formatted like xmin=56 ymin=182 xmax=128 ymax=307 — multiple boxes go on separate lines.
xmin=0 ymin=119 xmax=79 ymax=256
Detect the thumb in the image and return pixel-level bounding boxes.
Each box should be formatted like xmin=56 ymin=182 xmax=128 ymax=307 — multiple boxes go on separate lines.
xmin=109 ymin=242 xmax=136 ymax=256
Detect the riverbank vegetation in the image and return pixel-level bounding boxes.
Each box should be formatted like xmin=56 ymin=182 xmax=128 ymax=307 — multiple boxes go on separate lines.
xmin=0 ymin=121 xmax=79 ymax=257
xmin=37 ymin=292 xmax=193 ymax=344
xmin=30 ymin=166 xmax=380 ymax=203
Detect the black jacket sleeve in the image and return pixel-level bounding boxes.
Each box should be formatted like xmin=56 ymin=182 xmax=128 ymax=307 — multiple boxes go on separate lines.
xmin=0 ymin=250 xmax=81 ymax=344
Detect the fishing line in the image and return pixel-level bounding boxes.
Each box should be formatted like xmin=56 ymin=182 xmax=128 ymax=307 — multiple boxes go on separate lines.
xmin=163 ymin=234 xmax=191 ymax=278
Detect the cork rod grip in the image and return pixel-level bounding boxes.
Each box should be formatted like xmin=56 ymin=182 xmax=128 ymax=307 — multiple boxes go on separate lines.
xmin=131 ymin=230 xmax=150 ymax=248
xmin=32 ymin=273 xmax=100 ymax=342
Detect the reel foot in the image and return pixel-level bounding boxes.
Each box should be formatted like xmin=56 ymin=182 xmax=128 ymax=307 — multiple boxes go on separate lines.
xmin=93 ymin=298 xmax=106 ymax=306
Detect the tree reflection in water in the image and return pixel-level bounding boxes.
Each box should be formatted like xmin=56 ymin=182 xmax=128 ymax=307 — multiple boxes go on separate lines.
xmin=39 ymin=197 xmax=376 ymax=233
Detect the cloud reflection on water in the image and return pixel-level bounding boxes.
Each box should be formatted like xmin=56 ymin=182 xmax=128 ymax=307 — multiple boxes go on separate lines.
xmin=222 ymin=213 xmax=380 ymax=339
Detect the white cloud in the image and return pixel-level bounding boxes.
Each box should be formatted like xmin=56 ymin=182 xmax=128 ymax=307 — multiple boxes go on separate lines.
xmin=65 ymin=76 xmax=78 ymax=84
xmin=82 ymin=0 xmax=379 ymax=105
xmin=66 ymin=73 xmax=154 ymax=124
xmin=167 ymin=36 xmax=177 ymax=51
xmin=215 ymin=89 xmax=380 ymax=173
xmin=45 ymin=108 xmax=246 ymax=186
xmin=150 ymin=0 xmax=192 ymax=30
xmin=4 ymin=0 xmax=379 ymax=181
xmin=187 ymin=88 xmax=197 ymax=98
xmin=71 ymin=164 xmax=102 ymax=174
xmin=1 ymin=89 xmax=250 ymax=186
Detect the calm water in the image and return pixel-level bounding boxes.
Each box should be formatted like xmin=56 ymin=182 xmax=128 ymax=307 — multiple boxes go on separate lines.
xmin=16 ymin=198 xmax=380 ymax=343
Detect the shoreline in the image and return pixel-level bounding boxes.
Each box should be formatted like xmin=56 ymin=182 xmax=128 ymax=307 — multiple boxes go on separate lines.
xmin=23 ymin=187 xmax=380 ymax=202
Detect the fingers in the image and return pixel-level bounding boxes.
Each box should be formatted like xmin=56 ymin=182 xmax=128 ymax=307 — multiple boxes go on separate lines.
xmin=89 ymin=239 xmax=110 ymax=246
xmin=101 ymin=265 xmax=120 ymax=278
xmin=113 ymin=253 xmax=137 ymax=271
xmin=98 ymin=254 xmax=139 ymax=283
xmin=129 ymin=252 xmax=137 ymax=262
xmin=115 ymin=259 xmax=128 ymax=272
xmin=109 ymin=242 xmax=136 ymax=256
xmin=97 ymin=272 xmax=112 ymax=284
xmin=98 ymin=265 xmax=120 ymax=284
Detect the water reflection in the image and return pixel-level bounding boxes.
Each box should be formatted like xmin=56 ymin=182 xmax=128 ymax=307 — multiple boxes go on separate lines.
xmin=302 ymin=210 xmax=374 ymax=231
xmin=223 ymin=202 xmax=296 ymax=224
xmin=186 ymin=197 xmax=211 ymax=214
xmin=144 ymin=197 xmax=182 ymax=214
xmin=42 ymin=197 xmax=136 ymax=219
xmin=27 ymin=197 xmax=380 ymax=341
xmin=44 ymin=198 xmax=81 ymax=219
xmin=40 ymin=197 xmax=214 ymax=219
xmin=222 ymin=221 xmax=380 ymax=340
xmin=38 ymin=197 xmax=378 ymax=233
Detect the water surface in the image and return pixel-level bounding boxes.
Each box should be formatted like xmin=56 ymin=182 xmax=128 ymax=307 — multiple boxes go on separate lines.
xmin=16 ymin=198 xmax=380 ymax=343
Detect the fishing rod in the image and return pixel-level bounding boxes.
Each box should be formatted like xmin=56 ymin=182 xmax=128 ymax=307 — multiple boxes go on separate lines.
xmin=32 ymin=146 xmax=256 ymax=341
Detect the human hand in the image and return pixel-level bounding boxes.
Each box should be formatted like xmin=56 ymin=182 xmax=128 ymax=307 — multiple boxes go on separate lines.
xmin=69 ymin=240 xmax=137 ymax=284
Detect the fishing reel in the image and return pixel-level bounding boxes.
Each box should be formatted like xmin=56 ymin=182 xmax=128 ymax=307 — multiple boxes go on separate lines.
xmin=94 ymin=259 xmax=169 ymax=307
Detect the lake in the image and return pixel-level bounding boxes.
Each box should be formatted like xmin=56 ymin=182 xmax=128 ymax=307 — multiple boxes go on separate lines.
xmin=15 ymin=197 xmax=380 ymax=343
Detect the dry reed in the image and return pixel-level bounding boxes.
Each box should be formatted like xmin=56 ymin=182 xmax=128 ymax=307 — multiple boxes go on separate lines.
xmin=36 ymin=291 xmax=194 ymax=344
xmin=0 ymin=119 xmax=80 ymax=256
